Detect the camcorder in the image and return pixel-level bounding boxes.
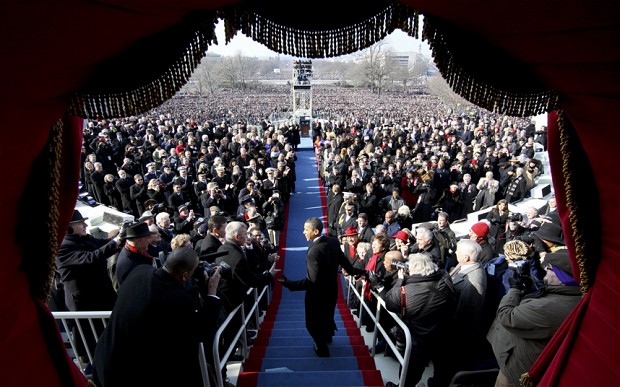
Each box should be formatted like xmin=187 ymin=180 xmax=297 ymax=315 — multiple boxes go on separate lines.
xmin=119 ymin=220 xmax=137 ymax=239
xmin=390 ymin=260 xmax=409 ymax=271
xmin=508 ymin=259 xmax=532 ymax=289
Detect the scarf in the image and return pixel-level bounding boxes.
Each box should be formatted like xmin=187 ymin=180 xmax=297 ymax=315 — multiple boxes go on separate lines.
xmin=363 ymin=252 xmax=381 ymax=300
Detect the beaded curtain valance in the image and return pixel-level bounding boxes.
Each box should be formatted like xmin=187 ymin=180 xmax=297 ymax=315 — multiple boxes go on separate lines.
xmin=69 ymin=0 xmax=558 ymax=120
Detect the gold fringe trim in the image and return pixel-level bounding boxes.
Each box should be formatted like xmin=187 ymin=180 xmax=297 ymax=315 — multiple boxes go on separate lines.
xmin=16 ymin=120 xmax=63 ymax=302
xmin=421 ymin=17 xmax=559 ymax=117
xmin=69 ymin=14 xmax=218 ymax=119
xmin=557 ymin=110 xmax=600 ymax=294
xmin=67 ymin=2 xmax=562 ymax=120
xmin=520 ymin=372 xmax=535 ymax=387
xmin=220 ymin=2 xmax=420 ymax=58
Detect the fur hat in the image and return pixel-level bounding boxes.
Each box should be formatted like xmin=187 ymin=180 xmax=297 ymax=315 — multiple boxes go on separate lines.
xmin=503 ymin=240 xmax=531 ymax=261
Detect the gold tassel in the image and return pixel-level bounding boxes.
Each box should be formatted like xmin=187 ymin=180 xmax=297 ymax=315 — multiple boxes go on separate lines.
xmin=520 ymin=372 xmax=535 ymax=387
xmin=15 ymin=119 xmax=63 ymax=302
xmin=71 ymin=13 xmax=218 ymax=119
xmin=557 ymin=110 xmax=600 ymax=294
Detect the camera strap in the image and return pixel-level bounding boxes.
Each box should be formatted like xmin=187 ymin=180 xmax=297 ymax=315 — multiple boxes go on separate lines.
xmin=400 ymin=286 xmax=407 ymax=316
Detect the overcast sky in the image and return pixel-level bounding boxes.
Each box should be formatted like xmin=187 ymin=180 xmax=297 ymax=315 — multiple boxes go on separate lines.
xmin=207 ymin=20 xmax=432 ymax=59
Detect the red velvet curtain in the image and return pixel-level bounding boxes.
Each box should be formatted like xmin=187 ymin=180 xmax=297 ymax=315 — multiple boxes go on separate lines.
xmin=0 ymin=1 xmax=619 ymax=385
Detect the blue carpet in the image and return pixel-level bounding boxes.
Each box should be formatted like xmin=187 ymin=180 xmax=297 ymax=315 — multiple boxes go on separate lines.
xmin=237 ymin=147 xmax=383 ymax=387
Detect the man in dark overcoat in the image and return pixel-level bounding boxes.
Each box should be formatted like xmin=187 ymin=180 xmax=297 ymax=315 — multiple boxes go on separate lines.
xmin=93 ymin=248 xmax=221 ymax=387
xmin=55 ymin=209 xmax=122 ymax=364
xmin=279 ymin=217 xmax=366 ymax=357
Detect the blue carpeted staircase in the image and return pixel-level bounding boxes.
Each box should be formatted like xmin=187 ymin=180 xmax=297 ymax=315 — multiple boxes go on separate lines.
xmin=236 ymin=143 xmax=384 ymax=387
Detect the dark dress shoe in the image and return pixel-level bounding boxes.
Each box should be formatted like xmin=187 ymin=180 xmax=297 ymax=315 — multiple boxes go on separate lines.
xmin=314 ymin=342 xmax=330 ymax=357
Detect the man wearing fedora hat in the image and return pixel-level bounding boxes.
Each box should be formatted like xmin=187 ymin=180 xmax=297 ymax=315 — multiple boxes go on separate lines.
xmin=532 ymin=216 xmax=566 ymax=259
xmin=55 ymin=209 xmax=123 ymax=368
xmin=114 ymin=222 xmax=158 ymax=286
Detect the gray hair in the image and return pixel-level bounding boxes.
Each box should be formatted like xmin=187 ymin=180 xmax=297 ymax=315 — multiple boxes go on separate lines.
xmin=397 ymin=205 xmax=411 ymax=217
xmin=457 ymin=239 xmax=482 ymax=263
xmin=415 ymin=227 xmax=433 ymax=242
xmin=408 ymin=253 xmax=438 ymax=276
xmin=156 ymin=212 xmax=170 ymax=223
xmin=356 ymin=242 xmax=371 ymax=257
xmin=225 ymin=221 xmax=247 ymax=243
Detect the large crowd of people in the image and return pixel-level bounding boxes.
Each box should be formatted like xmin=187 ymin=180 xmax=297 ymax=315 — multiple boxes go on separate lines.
xmin=58 ymin=84 xmax=573 ymax=387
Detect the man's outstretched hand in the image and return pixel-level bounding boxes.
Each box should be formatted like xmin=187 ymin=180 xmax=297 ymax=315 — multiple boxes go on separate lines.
xmin=277 ymin=275 xmax=292 ymax=289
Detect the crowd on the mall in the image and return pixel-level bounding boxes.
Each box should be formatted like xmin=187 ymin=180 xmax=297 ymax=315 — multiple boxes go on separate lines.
xmin=53 ymin=85 xmax=575 ymax=387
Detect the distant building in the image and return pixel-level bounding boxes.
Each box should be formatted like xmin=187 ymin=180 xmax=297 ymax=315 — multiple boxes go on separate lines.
xmin=388 ymin=51 xmax=420 ymax=69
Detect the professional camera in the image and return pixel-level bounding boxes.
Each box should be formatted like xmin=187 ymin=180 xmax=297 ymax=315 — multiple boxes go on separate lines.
xmin=119 ymin=220 xmax=137 ymax=239
xmin=197 ymin=260 xmax=232 ymax=278
xmin=508 ymin=212 xmax=523 ymax=222
xmin=390 ymin=260 xmax=409 ymax=271
xmin=511 ymin=259 xmax=529 ymax=276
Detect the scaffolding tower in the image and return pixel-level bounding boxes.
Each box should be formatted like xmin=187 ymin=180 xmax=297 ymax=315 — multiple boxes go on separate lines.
xmin=291 ymin=59 xmax=313 ymax=137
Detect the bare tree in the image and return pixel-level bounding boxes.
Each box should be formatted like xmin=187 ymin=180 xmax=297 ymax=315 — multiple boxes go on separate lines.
xmin=388 ymin=62 xmax=413 ymax=91
xmin=426 ymin=75 xmax=469 ymax=114
xmin=352 ymin=42 xmax=392 ymax=95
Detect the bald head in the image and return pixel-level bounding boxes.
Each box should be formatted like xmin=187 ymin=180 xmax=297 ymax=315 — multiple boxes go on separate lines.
xmin=163 ymin=247 xmax=199 ymax=281
xmin=384 ymin=250 xmax=405 ymax=272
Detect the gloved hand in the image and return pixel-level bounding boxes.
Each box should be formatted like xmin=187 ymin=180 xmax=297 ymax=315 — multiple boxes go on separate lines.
xmin=508 ymin=274 xmax=523 ymax=290
xmin=506 ymin=269 xmax=526 ymax=291
xmin=366 ymin=270 xmax=379 ymax=287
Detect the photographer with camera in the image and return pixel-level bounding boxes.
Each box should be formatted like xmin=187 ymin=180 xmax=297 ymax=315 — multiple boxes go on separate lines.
xmin=487 ymin=249 xmax=581 ymax=386
xmin=174 ymin=203 xmax=197 ymax=235
xmin=55 ymin=209 xmax=123 ymax=373
xmin=505 ymin=212 xmax=534 ymax=245
xmin=93 ymin=247 xmax=222 ymax=387
xmin=262 ymin=191 xmax=285 ymax=247
xmin=200 ymin=182 xmax=233 ymax=217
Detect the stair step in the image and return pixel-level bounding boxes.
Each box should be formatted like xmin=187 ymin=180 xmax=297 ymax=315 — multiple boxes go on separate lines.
xmin=254 ymin=335 xmax=365 ymax=347
xmin=236 ymin=369 xmax=384 ymax=387
xmin=244 ymin=356 xmax=376 ymax=372
xmin=249 ymin=344 xmax=372 ymax=359
xmin=256 ymin=327 xmax=351 ymax=338
xmin=263 ymin=318 xmax=357 ymax=328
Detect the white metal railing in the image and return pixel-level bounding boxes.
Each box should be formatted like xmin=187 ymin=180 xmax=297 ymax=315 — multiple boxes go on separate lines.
xmin=52 ymin=284 xmax=271 ymax=387
xmin=211 ymin=285 xmax=270 ymax=387
xmin=343 ymin=275 xmax=411 ymax=387
xmin=52 ymin=311 xmax=111 ymax=371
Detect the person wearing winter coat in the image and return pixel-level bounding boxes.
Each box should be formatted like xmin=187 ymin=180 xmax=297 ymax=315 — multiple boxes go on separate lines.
xmin=487 ymin=250 xmax=581 ymax=386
